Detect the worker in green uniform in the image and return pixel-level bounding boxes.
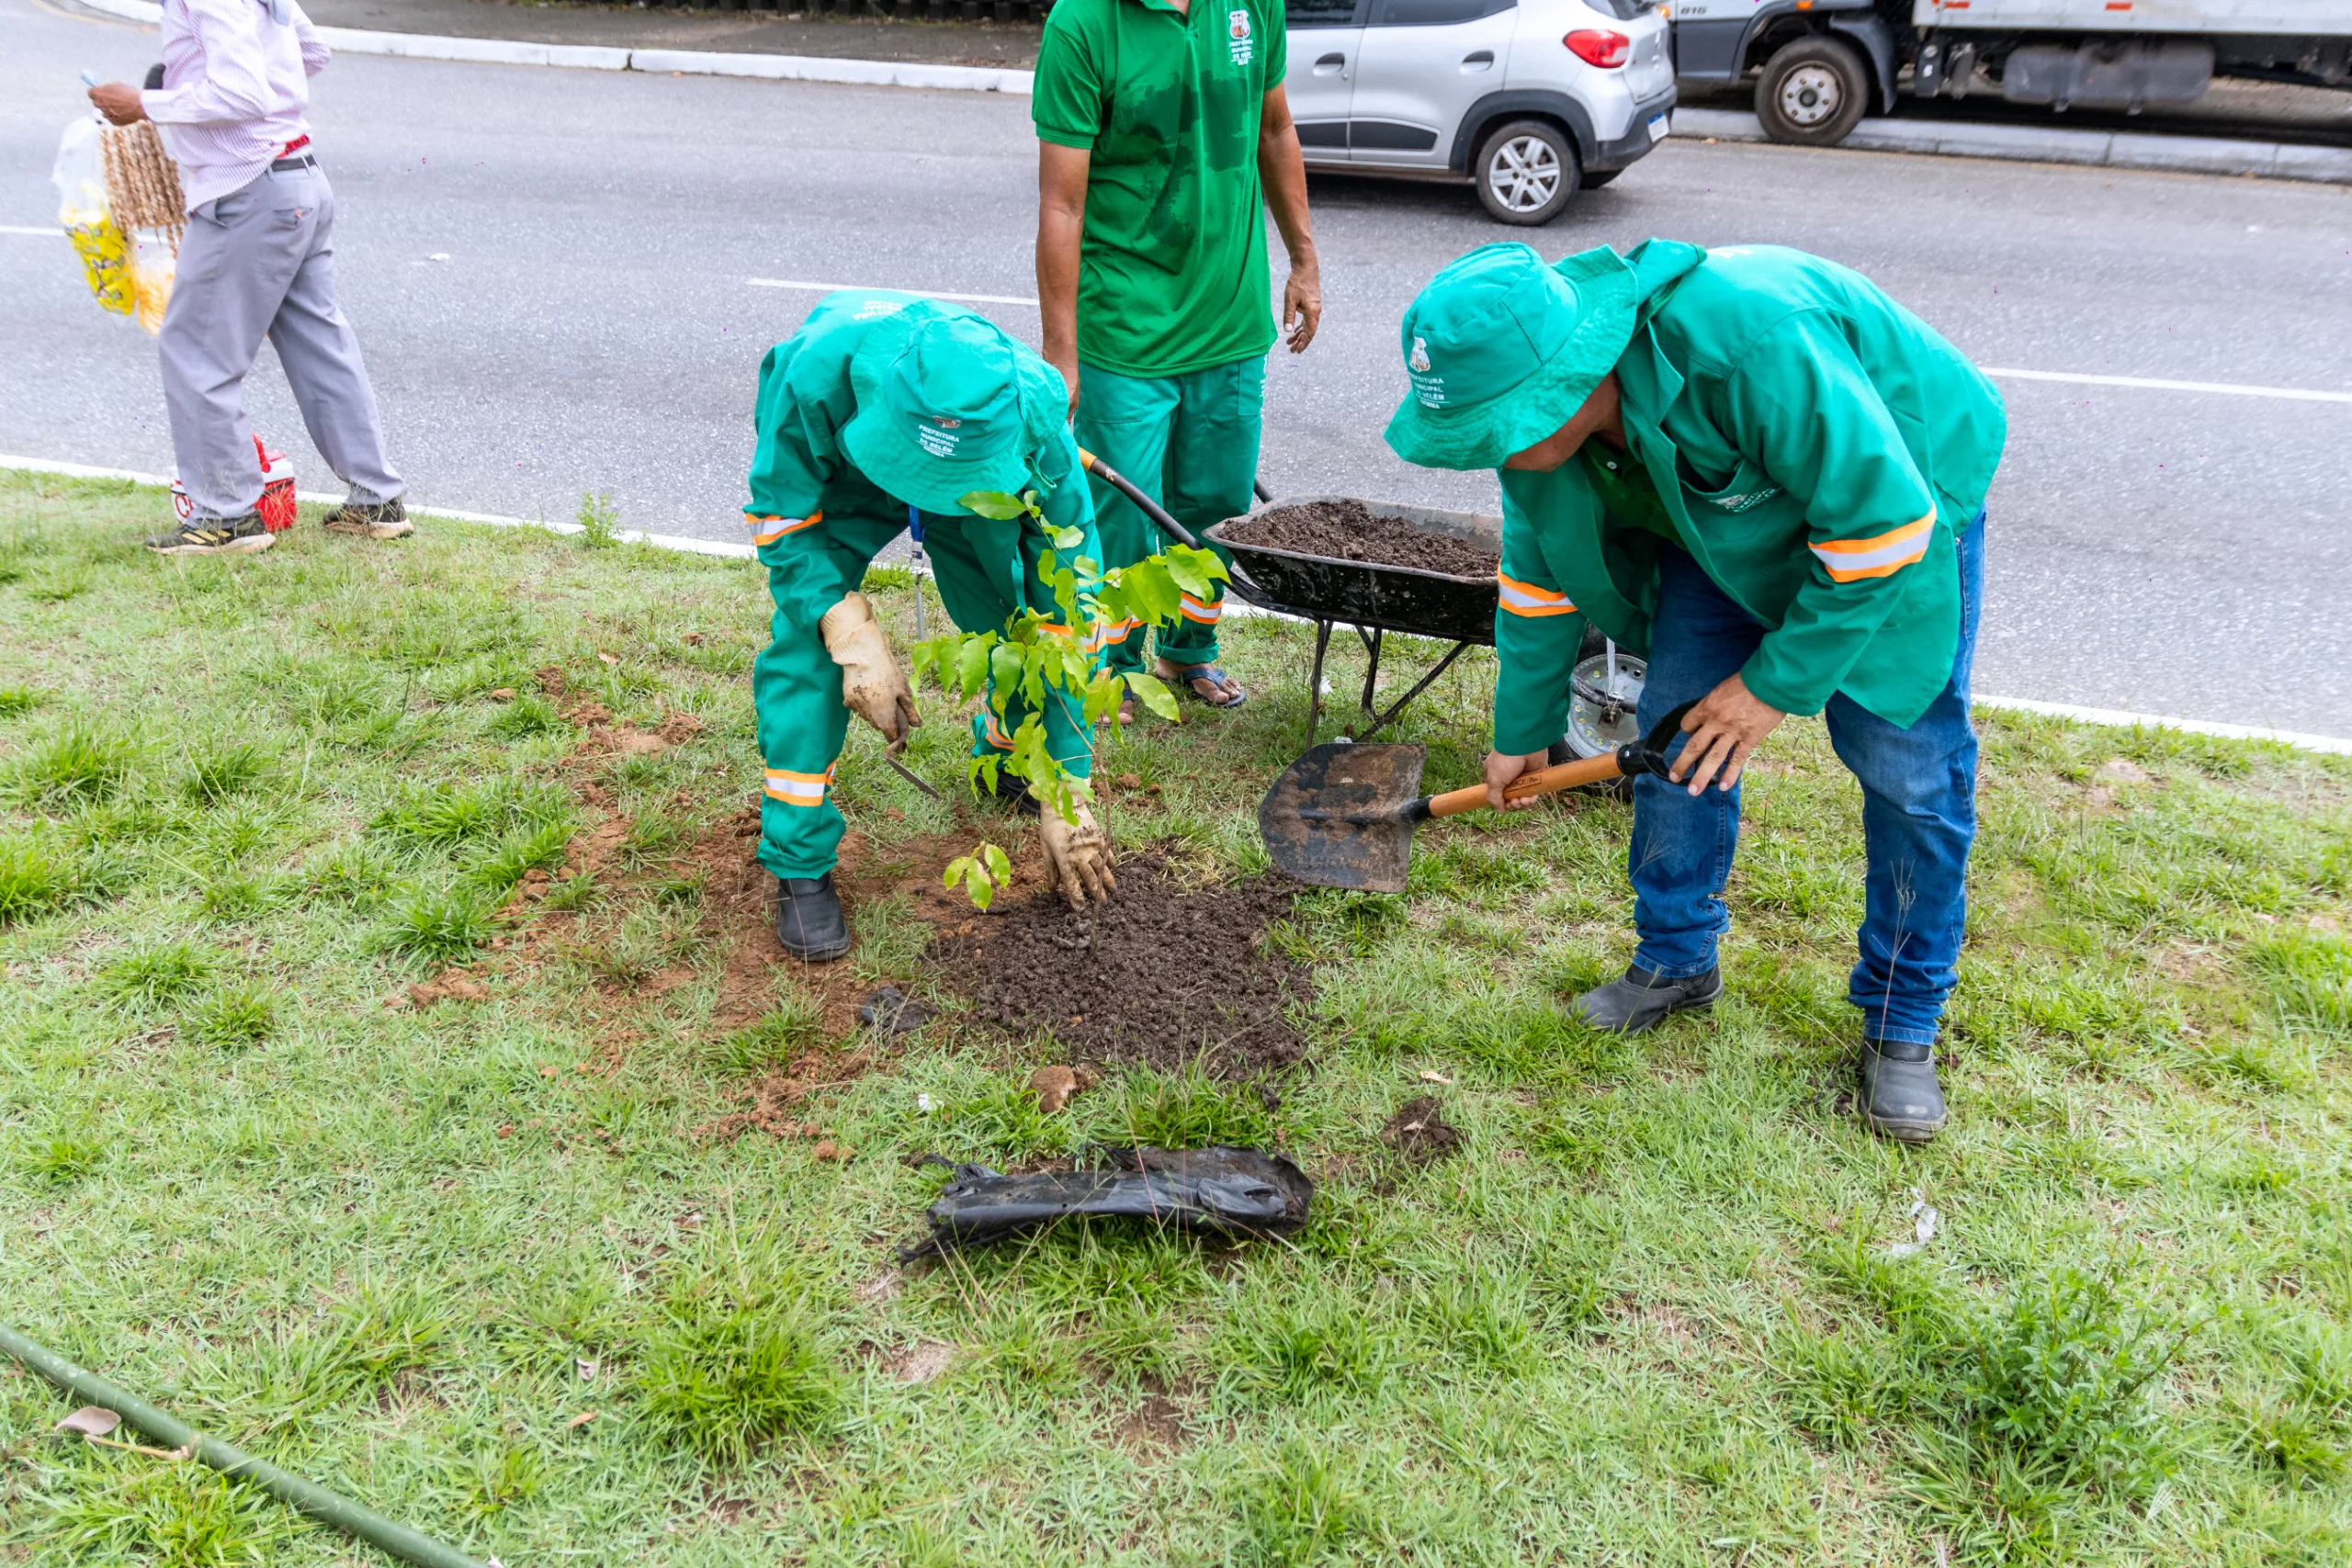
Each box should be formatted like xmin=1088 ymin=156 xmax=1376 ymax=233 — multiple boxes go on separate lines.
xmin=745 ymin=290 xmax=1117 ymax=959
xmin=1032 ymin=0 xmax=1321 ymax=716
xmin=1385 ymin=242 xmax=2005 ymax=1144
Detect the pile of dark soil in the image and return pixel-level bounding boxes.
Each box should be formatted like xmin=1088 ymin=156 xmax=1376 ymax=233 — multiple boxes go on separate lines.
xmin=1383 ymin=1095 xmax=1462 ymax=1167
xmin=1223 ymin=499 xmax=1499 ymax=579
xmin=931 ymin=855 xmax=1311 ymax=1077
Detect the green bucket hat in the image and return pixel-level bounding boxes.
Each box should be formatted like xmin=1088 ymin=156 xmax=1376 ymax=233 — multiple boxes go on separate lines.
xmin=1383 ymin=243 xmax=1639 ymax=471
xmin=842 ymin=300 xmax=1068 ymax=515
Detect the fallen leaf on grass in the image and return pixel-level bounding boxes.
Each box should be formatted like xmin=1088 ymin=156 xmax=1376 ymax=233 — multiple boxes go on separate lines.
xmin=539 ymin=1065 xmax=560 ymax=1079
xmin=56 ymin=1406 xmax=120 ymax=1438
xmin=1419 ymin=1069 xmax=1453 ymax=1085
xmin=596 ymin=652 xmax=621 ymax=666
xmin=565 ymin=1411 xmax=600 ymax=1430
xmin=1030 ymin=1065 xmax=1080 ymax=1114
xmin=488 ymin=687 xmax=516 ymax=703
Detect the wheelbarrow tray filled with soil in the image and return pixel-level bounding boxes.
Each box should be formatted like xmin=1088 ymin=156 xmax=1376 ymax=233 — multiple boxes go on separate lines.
xmin=1211 ymin=495 xmax=1499 ymax=645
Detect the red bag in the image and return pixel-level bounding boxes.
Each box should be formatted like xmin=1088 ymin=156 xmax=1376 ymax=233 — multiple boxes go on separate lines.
xmin=174 ymin=434 xmax=297 ymax=532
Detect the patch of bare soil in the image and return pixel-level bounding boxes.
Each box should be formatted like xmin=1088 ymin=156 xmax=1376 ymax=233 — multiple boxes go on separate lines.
xmin=1223 ymin=498 xmax=1498 ymax=579
xmin=928 ymin=854 xmax=1312 ymax=1077
xmin=1117 ymin=1393 xmax=1187 ymax=1452
xmin=1382 ymin=1094 xmax=1462 ymax=1167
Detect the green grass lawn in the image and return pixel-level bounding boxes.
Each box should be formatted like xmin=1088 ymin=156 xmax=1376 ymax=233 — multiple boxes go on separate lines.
xmin=3 ymin=468 xmax=2349 ymax=1567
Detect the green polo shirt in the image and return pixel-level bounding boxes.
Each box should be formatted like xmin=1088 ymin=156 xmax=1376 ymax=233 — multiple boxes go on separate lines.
xmin=1032 ymin=0 xmax=1284 ymax=378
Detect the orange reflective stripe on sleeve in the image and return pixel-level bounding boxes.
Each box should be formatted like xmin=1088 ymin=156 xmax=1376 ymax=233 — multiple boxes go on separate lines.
xmin=746 ymin=508 xmax=823 ymax=546
xmin=1809 ymin=514 xmax=1933 ymax=582
xmin=1498 ymin=570 xmax=1577 ymax=617
xmin=763 ymin=763 xmax=835 ymax=807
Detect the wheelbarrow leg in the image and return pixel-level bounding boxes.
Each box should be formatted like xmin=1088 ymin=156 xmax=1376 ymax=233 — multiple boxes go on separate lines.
xmin=1305 ymin=619 xmax=1335 ymax=747
xmin=1351 ymin=626 xmax=1384 ymax=736
xmin=1355 ymin=638 xmax=1474 ymax=742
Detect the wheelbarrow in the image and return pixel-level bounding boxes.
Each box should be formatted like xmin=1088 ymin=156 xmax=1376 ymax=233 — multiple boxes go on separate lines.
xmin=1082 ymin=460 xmax=1646 ymax=759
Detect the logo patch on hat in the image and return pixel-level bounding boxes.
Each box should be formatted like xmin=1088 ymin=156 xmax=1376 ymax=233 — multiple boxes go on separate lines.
xmin=1407 ymin=335 xmax=1448 ymax=407
xmin=916 ymin=418 xmax=961 ymax=458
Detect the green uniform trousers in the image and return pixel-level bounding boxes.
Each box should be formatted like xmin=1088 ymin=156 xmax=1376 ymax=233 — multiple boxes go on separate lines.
xmin=1074 ymin=355 xmax=1264 ymax=677
xmin=752 ymin=506 xmax=1097 ymax=881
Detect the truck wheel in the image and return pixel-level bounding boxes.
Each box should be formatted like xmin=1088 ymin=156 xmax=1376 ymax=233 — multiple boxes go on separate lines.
xmin=1474 ymin=119 xmax=1580 ymax=226
xmin=1755 ymin=36 xmax=1868 ymax=146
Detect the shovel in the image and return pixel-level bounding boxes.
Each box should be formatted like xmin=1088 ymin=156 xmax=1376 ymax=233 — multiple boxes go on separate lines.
xmin=1259 ymin=701 xmax=1698 ymax=892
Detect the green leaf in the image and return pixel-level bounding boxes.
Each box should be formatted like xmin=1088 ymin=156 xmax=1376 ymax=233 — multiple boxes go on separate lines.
xmin=1125 ymin=672 xmax=1181 ymax=721
xmin=1047 ymin=525 xmax=1086 ymax=550
xmin=954 ymin=635 xmax=994 ymax=701
xmin=982 ymin=844 xmax=1013 ymax=886
xmin=957 ymin=490 xmax=1029 ymax=522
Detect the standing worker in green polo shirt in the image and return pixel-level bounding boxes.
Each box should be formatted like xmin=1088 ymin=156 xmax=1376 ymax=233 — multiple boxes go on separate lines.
xmin=1033 ymin=0 xmax=1322 ymax=714
xmin=744 ymin=289 xmax=1119 ymax=960
xmin=1385 ymin=241 xmax=2005 ymax=1144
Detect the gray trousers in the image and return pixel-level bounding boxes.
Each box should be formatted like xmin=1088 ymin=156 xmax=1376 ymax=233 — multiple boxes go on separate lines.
xmin=159 ymin=162 xmax=402 ymax=520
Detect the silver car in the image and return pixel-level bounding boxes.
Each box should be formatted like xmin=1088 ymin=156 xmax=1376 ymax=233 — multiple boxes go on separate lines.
xmin=1285 ymin=0 xmax=1677 ymax=224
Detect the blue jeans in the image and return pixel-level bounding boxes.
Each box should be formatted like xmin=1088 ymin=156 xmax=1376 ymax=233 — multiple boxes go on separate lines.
xmin=1628 ymin=513 xmax=1984 ymax=1047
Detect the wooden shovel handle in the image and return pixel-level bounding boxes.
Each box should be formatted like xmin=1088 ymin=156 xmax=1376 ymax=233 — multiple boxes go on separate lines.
xmin=1424 ymin=751 xmax=1626 ymax=819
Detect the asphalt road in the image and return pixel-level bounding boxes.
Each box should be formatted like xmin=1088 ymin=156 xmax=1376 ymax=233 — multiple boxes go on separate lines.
xmin=6 ymin=0 xmax=2351 ymax=735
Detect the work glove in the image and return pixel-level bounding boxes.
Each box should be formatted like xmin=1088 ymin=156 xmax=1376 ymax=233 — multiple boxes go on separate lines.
xmin=1039 ymin=802 xmax=1116 ymax=910
xmin=820 ymin=592 xmax=918 ymax=743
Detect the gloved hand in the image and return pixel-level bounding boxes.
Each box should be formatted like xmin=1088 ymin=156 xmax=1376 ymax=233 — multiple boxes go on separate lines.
xmin=1039 ymin=802 xmax=1116 ymax=910
xmin=820 ymin=592 xmax=918 ymax=742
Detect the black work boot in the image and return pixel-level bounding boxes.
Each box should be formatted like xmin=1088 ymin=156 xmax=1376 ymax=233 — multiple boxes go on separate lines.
xmin=774 ymin=873 xmax=851 ymax=962
xmin=1567 ymin=964 xmax=1723 ymax=1033
xmin=1859 ymin=1037 xmax=1948 ymax=1144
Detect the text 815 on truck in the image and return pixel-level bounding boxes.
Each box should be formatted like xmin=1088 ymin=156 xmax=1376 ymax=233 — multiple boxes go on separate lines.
xmin=1668 ymin=0 xmax=2351 ymax=147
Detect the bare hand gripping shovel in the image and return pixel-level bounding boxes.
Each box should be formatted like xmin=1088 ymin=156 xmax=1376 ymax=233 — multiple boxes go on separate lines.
xmin=1259 ymin=701 xmax=1697 ymax=892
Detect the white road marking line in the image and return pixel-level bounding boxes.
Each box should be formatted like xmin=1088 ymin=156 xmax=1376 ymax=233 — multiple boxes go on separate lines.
xmin=747 ymin=277 xmax=1039 ymax=307
xmin=2 ymin=225 xmax=65 ymax=237
xmin=1983 ymin=367 xmax=2352 ymax=404
xmin=1972 ymin=694 xmax=2352 ymax=755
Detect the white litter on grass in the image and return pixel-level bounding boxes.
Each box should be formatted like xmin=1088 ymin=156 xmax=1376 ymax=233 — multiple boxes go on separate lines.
xmin=1889 ymin=1189 xmax=1941 ymax=1257
xmin=916 ymin=1093 xmax=936 ymax=1113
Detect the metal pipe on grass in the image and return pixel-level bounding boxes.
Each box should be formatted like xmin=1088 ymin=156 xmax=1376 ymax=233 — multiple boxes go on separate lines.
xmin=0 ymin=1322 xmax=487 ymax=1568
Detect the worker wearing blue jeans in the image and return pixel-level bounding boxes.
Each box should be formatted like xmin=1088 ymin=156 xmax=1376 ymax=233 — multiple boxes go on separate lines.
xmin=1631 ymin=512 xmax=1984 ymax=1054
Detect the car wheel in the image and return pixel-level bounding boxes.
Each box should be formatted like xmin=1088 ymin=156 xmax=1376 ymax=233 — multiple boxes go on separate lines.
xmin=1755 ymin=35 xmax=1869 ymax=146
xmin=1474 ymin=119 xmax=1580 ymax=226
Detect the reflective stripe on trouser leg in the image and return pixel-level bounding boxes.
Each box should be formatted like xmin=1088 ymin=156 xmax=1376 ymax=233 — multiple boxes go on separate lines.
xmin=1074 ymin=367 xmax=1180 ymax=680
xmin=1154 ymin=355 xmax=1264 ymax=668
xmin=752 ymin=510 xmax=901 ymax=880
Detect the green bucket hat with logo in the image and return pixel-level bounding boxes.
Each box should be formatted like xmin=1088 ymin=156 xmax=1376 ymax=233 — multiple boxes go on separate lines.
xmin=843 ymin=300 xmax=1069 ymax=515
xmin=1383 ymin=242 xmax=1640 ymax=472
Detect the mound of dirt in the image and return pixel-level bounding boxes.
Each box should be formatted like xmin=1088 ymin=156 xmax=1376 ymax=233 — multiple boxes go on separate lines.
xmin=929 ymin=855 xmax=1311 ymax=1077
xmin=1222 ymin=499 xmax=1498 ymax=579
xmin=1382 ymin=1095 xmax=1461 ymax=1167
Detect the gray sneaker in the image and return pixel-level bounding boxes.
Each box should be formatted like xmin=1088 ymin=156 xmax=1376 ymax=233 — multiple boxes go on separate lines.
xmin=145 ymin=513 xmax=273 ymax=556
xmin=1859 ymin=1038 xmax=1948 ymax=1143
xmin=1567 ymin=963 xmax=1723 ymax=1033
xmin=323 ymin=497 xmax=413 ymax=539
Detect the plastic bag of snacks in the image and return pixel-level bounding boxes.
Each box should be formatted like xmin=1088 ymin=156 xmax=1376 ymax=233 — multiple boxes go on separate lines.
xmin=173 ymin=435 xmax=300 ymax=533
xmin=52 ymin=118 xmax=134 ymax=319
xmin=100 ymin=119 xmax=187 ymax=333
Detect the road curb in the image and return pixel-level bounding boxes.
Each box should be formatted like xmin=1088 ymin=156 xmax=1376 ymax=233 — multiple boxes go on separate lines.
xmin=1668 ymin=106 xmax=2352 ymax=186
xmin=70 ymin=0 xmax=1035 ymax=95
xmin=10 ymin=453 xmax=2352 ymax=754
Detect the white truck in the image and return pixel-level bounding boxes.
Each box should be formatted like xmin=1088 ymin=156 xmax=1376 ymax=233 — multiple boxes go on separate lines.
xmin=1668 ymin=0 xmax=2351 ymax=145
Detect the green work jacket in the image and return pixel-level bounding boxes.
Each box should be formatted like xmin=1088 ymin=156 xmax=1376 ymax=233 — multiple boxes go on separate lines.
xmin=1491 ymin=241 xmax=2006 ymax=756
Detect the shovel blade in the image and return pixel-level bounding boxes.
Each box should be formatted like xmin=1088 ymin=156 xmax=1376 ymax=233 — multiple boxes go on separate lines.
xmin=1258 ymin=742 xmax=1426 ymax=893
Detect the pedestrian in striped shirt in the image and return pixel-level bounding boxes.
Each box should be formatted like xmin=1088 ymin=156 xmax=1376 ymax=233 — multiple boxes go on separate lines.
xmin=88 ymin=0 xmax=406 ymax=555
